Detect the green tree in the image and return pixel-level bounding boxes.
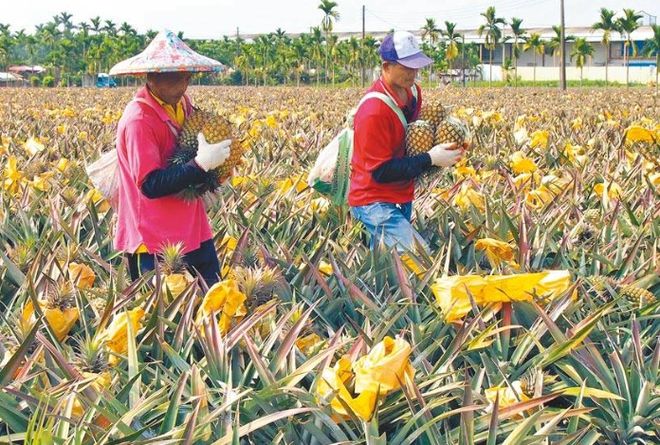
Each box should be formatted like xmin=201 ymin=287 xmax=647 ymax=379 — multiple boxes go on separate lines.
xmin=441 ymin=21 xmax=461 ymax=82
xmin=570 ymin=37 xmax=595 ymax=85
xmin=548 ymin=25 xmax=575 ymax=66
xmin=509 ymin=17 xmax=526 ymax=86
xmin=318 ymin=0 xmax=339 ymax=85
xmin=421 ymin=18 xmax=440 ymax=83
xmin=643 ymin=24 xmax=660 ymax=96
xmin=478 ymin=6 xmax=506 ymax=86
xmin=616 ymin=8 xmax=643 ymax=86
xmin=592 ymin=8 xmax=618 ymax=84
xmin=523 ymin=33 xmax=546 ymax=82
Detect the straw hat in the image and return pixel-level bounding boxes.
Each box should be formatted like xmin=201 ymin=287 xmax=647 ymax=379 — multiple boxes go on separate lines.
xmin=109 ymin=29 xmax=223 ymax=75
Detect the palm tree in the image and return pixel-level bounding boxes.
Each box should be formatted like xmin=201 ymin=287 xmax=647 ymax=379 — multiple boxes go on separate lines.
xmin=592 ymin=8 xmax=617 ymax=84
xmin=318 ymin=0 xmax=339 ymax=85
xmin=548 ymin=25 xmax=575 ymax=67
xmin=421 ymin=18 xmax=440 ymax=83
xmin=0 ymin=25 xmax=13 ymax=71
xmin=309 ymin=26 xmax=324 ymax=86
xmin=90 ymin=17 xmax=102 ymax=35
xmin=478 ymin=6 xmax=506 ymax=86
xmin=616 ymin=9 xmax=643 ymax=86
xmin=103 ymin=20 xmax=117 ymax=37
xmin=643 ymin=24 xmax=660 ymax=97
xmin=509 ymin=17 xmax=526 ymax=87
xmin=570 ymin=37 xmax=594 ymax=85
xmin=441 ymin=21 xmax=461 ymax=83
xmin=524 ymin=33 xmax=545 ymax=83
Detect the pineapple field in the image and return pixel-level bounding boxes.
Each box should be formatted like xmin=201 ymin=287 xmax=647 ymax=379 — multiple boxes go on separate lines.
xmin=0 ymin=85 xmax=658 ymax=444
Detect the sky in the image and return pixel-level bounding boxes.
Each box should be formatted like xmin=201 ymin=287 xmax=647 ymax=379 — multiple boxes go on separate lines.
xmin=2 ymin=0 xmax=658 ymax=39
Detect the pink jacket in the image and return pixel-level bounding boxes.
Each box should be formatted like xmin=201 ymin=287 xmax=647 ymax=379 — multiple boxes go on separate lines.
xmin=114 ymin=86 xmax=212 ymax=254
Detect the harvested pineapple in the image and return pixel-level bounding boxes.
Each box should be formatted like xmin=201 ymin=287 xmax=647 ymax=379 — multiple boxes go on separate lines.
xmin=170 ymin=108 xmax=245 ymax=200
xmin=405 ymin=120 xmax=435 ymax=156
xmin=435 ymin=116 xmax=470 ymax=147
xmin=419 ymin=99 xmax=447 ymax=127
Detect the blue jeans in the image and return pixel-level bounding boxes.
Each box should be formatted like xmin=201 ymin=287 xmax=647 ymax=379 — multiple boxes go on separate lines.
xmin=350 ymin=202 xmax=429 ymax=253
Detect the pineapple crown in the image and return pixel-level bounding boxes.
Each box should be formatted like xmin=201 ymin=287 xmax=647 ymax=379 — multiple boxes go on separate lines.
xmin=159 ymin=242 xmax=186 ymax=274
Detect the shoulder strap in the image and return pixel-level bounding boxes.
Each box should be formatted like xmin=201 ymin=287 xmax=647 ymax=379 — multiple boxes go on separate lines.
xmin=356 ymin=92 xmax=408 ymax=129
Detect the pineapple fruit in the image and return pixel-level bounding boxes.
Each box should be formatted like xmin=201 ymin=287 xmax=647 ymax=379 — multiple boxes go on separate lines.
xmin=589 ymin=276 xmax=656 ymax=305
xmin=170 ymin=108 xmax=245 ymax=200
xmin=405 ymin=120 xmax=435 ymax=156
xmin=158 ymin=243 xmax=193 ymax=299
xmin=419 ymin=100 xmax=447 ymax=127
xmin=435 ymin=116 xmax=470 ymax=147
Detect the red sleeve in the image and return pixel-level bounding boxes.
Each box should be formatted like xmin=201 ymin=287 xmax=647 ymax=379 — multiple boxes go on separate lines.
xmin=353 ymin=103 xmax=398 ymax=172
xmin=123 ymin=118 xmax=164 ymax=186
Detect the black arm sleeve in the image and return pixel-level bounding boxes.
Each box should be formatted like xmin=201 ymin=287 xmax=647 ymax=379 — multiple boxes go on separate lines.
xmin=371 ymin=153 xmax=432 ymax=183
xmin=140 ymin=160 xmax=207 ymax=199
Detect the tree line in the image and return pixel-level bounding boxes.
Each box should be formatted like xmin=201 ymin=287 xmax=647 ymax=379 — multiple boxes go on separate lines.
xmin=0 ymin=3 xmax=658 ymax=87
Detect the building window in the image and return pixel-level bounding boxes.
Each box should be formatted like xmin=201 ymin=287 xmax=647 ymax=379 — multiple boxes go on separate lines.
xmin=611 ymin=41 xmax=650 ymax=59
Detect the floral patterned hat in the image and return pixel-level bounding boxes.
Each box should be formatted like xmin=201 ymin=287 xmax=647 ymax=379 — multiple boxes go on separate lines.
xmin=109 ymin=29 xmax=223 ymax=75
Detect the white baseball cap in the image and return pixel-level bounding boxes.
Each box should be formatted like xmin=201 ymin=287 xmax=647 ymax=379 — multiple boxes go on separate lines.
xmin=379 ymin=31 xmax=433 ymax=69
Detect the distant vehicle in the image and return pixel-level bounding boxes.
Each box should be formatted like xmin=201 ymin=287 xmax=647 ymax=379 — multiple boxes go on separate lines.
xmin=96 ymin=73 xmax=117 ymax=88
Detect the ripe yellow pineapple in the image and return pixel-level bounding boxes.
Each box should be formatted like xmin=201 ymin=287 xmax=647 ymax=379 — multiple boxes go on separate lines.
xmin=419 ymin=100 xmax=447 ymax=127
xmin=435 ymin=116 xmax=470 ymax=147
xmin=406 ymin=120 xmax=435 ymax=156
xmin=170 ymin=108 xmax=245 ymax=199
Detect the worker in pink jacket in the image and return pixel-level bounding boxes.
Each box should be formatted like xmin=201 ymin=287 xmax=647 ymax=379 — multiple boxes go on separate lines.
xmin=110 ymin=30 xmax=228 ymax=285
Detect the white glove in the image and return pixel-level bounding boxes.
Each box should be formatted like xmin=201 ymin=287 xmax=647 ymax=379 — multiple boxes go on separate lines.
xmin=194 ymin=133 xmax=231 ymax=172
xmin=427 ymin=143 xmax=463 ymax=167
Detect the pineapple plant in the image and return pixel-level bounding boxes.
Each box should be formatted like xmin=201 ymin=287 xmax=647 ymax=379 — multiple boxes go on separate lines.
xmin=232 ymin=266 xmax=282 ymax=310
xmin=32 ymin=278 xmax=80 ymax=341
xmin=71 ymin=337 xmax=112 ymax=420
xmin=170 ymin=108 xmax=245 ymax=200
xmin=157 ymin=242 xmax=193 ymax=299
xmin=74 ymin=336 xmax=110 ymax=377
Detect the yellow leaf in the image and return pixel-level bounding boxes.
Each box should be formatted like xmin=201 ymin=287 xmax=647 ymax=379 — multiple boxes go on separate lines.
xmin=560 ymin=386 xmax=625 ymax=400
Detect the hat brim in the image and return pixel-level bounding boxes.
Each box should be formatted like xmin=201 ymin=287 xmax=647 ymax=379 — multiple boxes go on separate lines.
xmin=398 ymin=52 xmax=433 ymax=69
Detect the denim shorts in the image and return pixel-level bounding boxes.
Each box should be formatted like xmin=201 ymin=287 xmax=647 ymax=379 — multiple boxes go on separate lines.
xmin=350 ymin=202 xmax=429 ymax=253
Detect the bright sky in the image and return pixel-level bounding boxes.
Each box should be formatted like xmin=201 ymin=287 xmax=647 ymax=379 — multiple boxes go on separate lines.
xmin=3 ymin=0 xmax=658 ymax=39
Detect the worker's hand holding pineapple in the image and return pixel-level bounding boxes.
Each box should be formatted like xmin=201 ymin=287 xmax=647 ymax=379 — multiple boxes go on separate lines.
xmin=194 ymin=133 xmax=232 ymax=172
xmin=428 ymin=143 xmax=465 ymax=167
